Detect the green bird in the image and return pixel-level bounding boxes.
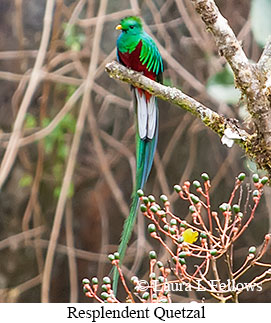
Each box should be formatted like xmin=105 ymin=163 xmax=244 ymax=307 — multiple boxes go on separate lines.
xmin=113 ymin=16 xmax=163 ymax=293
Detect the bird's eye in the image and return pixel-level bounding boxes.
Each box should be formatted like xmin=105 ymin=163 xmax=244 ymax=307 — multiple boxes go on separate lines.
xmin=130 ymin=26 xmax=134 ymax=29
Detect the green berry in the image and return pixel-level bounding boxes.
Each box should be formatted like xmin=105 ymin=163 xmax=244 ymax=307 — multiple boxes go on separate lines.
xmin=200 ymin=232 xmax=207 ymax=238
xmin=252 ymin=174 xmax=259 ymax=183
xmin=179 ymin=258 xmax=186 ymax=265
xmin=157 ymin=261 xmax=164 ymax=268
xmin=180 ymin=221 xmax=187 ymax=228
xmin=233 ymin=204 xmax=240 ymax=213
xmin=82 ymin=278 xmax=90 ymax=285
xmin=160 ymin=194 xmax=168 ymax=203
xmin=101 ymin=292 xmax=109 ymax=300
xmin=174 ymin=184 xmax=181 ymax=193
xmin=253 ymin=190 xmax=259 ymax=197
xmin=83 ymin=286 xmax=89 ymax=293
xmin=169 ymin=227 xmax=175 ymax=235
xmin=179 ymin=251 xmax=187 ymax=258
xmin=131 ymin=276 xmax=138 ymax=283
xmin=177 ymin=236 xmax=184 ymax=243
xmin=149 ymin=250 xmax=157 ymax=259
xmin=237 ymin=212 xmax=243 ymax=218
xmin=101 ymin=284 xmax=107 ymax=292
xmin=260 ymin=176 xmax=269 ymax=185
xmin=163 ymin=290 xmax=169 ymax=296
xmin=148 ymin=195 xmax=156 ymax=203
xmin=148 ymin=224 xmax=156 ymax=233
xmin=190 ymin=194 xmax=200 ymax=204
xmin=150 ymin=205 xmax=158 ymax=213
xmin=91 ymin=277 xmax=98 ymax=285
xmin=210 ymin=249 xmax=217 ymax=256
xmin=163 ymin=224 xmax=169 ymax=231
xmin=172 ymin=257 xmax=177 ymax=264
xmin=137 ymin=189 xmax=144 ymax=197
xmin=149 ymin=273 xmax=156 ymax=280
xmin=108 ymin=254 xmax=115 ymax=262
xmin=152 ymin=293 xmax=158 ymax=299
xmin=201 ymin=173 xmax=209 ymax=181
xmin=170 ymin=219 xmax=177 ymax=226
xmin=140 ymin=204 xmax=147 ymax=212
xmin=193 ymin=180 xmax=201 ymax=189
xmin=160 ymin=211 xmax=166 ymax=218
xmin=103 ymin=276 xmax=111 ymax=284
xmin=189 ymin=205 xmax=196 ymax=213
xmin=238 ymin=172 xmax=246 ymax=181
xmin=249 ymin=246 xmax=256 ymax=254
xmin=158 ymin=276 xmax=165 ymax=283
xmin=113 ymin=252 xmax=120 ymax=260
xmin=219 ymin=203 xmax=229 ymax=212
xmin=142 ymin=292 xmax=149 ymax=300
xmin=142 ymin=196 xmax=149 ymax=205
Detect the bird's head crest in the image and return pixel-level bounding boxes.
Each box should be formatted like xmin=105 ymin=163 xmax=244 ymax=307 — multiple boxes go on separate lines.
xmin=116 ymin=16 xmax=143 ymax=34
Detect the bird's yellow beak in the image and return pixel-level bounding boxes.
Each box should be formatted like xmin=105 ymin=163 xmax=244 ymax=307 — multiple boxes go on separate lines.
xmin=116 ymin=24 xmax=122 ymax=30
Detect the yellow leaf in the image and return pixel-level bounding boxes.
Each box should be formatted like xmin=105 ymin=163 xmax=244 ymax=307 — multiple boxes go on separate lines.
xmin=182 ymin=228 xmax=198 ymax=244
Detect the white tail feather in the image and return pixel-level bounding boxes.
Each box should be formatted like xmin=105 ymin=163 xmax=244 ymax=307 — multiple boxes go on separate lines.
xmin=147 ymin=96 xmax=156 ymax=139
xmin=135 ymin=90 xmax=156 ymax=140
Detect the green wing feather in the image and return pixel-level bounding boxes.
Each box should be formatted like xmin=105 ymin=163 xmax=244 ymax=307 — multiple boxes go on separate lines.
xmin=140 ymin=32 xmax=163 ymax=76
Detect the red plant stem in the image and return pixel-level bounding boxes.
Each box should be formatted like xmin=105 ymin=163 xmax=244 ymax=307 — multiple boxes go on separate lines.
xmin=232 ymin=194 xmax=261 ymax=242
xmin=225 ymin=216 xmax=241 ymax=246
xmin=228 ymin=180 xmax=241 ymax=205
xmin=248 ymin=269 xmax=271 ymax=285
xmin=165 ymin=207 xmax=221 ymax=245
xmin=253 ymin=235 xmax=271 ymax=262
xmin=204 ymin=181 xmax=213 ymax=234
xmin=221 ymin=180 xmax=242 ymax=245
xmin=152 ymin=232 xmax=178 ymax=260
xmin=191 ymin=257 xmax=209 ymax=279
xmin=114 ymin=262 xmax=135 ymax=303
xmin=144 ymin=211 xmax=180 ymax=244
xmin=183 ymin=189 xmax=215 ymax=242
xmin=84 ymin=284 xmax=104 ymax=303
xmin=254 ymin=261 xmax=271 ymax=267
xmin=221 ymin=212 xmax=231 ymax=246
xmin=149 ymin=259 xmax=156 ymax=301
xmin=232 ymin=255 xmax=252 ymax=278
xmin=213 ymin=213 xmax=224 ymax=233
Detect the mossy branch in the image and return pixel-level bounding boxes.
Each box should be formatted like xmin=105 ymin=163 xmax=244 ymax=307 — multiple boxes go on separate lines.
xmin=190 ymin=0 xmax=271 ymax=177
xmin=105 ymin=61 xmax=259 ymax=169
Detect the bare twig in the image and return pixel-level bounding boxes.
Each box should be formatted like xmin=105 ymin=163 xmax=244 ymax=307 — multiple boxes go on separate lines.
xmin=41 ymin=0 xmax=108 ymax=303
xmin=0 ymin=0 xmax=56 ymax=190
xmin=65 ymin=200 xmax=78 ymax=302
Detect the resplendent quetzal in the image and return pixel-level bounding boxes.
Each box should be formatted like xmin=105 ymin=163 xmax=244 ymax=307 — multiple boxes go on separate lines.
xmin=113 ymin=16 xmax=163 ymax=292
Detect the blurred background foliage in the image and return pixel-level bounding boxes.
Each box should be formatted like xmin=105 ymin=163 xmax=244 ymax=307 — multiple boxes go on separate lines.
xmin=0 ymin=0 xmax=270 ymax=302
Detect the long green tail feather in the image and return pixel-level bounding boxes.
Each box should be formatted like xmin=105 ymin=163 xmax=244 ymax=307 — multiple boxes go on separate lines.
xmin=112 ymin=93 xmax=158 ymax=294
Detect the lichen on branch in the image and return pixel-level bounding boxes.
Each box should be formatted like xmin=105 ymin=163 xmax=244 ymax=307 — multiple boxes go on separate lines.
xmin=106 ymin=61 xmax=244 ymax=137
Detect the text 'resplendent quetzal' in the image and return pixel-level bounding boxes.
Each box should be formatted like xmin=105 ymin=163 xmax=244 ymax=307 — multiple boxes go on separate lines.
xmin=113 ymin=16 xmax=163 ymax=292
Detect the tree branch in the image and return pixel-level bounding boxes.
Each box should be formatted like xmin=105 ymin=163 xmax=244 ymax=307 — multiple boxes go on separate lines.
xmin=258 ymin=37 xmax=271 ymax=71
xmin=106 ymin=62 xmax=227 ymax=134
xmin=105 ymin=62 xmax=256 ymax=163
xmin=190 ymin=0 xmax=271 ymax=176
xmin=190 ymin=0 xmax=253 ymax=92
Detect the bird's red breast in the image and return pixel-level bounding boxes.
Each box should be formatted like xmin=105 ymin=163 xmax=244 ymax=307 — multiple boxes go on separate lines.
xmin=117 ymin=40 xmax=156 ymax=102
